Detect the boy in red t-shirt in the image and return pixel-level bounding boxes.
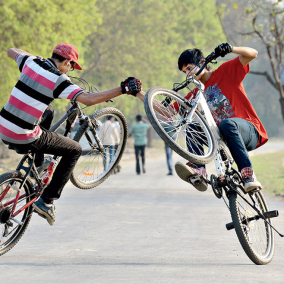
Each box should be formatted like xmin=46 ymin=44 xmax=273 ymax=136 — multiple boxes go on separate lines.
xmin=174 ymin=43 xmax=267 ymax=192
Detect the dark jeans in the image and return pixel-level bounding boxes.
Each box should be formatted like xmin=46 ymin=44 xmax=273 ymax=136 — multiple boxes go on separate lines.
xmin=4 ymin=105 xmax=82 ymax=202
xmin=134 ymin=145 xmax=145 ymax=174
xmin=165 ymin=143 xmax=173 ymax=174
xmin=186 ymin=117 xmax=259 ymax=171
xmin=219 ymin=118 xmax=259 ymax=171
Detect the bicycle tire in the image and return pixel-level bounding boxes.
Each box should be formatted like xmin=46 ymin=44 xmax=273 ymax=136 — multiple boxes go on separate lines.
xmin=0 ymin=171 xmax=34 ymax=256
xmin=144 ymin=86 xmax=217 ymax=165
xmin=70 ymin=107 xmax=128 ymax=189
xmin=229 ymin=191 xmax=275 ymax=265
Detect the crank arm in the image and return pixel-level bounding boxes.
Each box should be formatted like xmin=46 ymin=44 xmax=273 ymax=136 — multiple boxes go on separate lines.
xmin=229 ymin=188 xmax=284 ymax=237
xmin=226 ymin=210 xmax=279 ymax=230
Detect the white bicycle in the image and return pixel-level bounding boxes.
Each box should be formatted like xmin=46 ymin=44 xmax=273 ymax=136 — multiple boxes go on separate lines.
xmin=144 ymin=52 xmax=283 ymax=265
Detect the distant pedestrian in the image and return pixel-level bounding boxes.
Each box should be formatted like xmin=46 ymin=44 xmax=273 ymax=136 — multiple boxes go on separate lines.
xmin=161 ymin=118 xmax=176 ymax=176
xmin=165 ymin=142 xmax=173 ymax=175
xmin=113 ymin=118 xmax=121 ymax=173
xmin=129 ymin=115 xmax=150 ymax=175
xmin=99 ymin=116 xmax=119 ymax=170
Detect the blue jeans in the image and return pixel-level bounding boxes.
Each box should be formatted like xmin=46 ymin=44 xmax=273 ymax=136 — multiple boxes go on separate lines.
xmin=186 ymin=118 xmax=259 ymax=171
xmin=165 ymin=143 xmax=173 ymax=174
xmin=103 ymin=145 xmax=115 ymax=169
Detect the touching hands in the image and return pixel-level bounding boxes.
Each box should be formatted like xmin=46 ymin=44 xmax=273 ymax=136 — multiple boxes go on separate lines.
xmin=214 ymin=43 xmax=233 ymax=57
xmin=121 ymin=77 xmax=142 ymax=97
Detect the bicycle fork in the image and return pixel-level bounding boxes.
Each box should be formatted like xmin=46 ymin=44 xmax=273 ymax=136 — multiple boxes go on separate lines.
xmin=80 ymin=116 xmax=105 ymax=153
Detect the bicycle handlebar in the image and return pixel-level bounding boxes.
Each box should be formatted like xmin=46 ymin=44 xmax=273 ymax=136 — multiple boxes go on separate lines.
xmin=172 ymin=52 xmax=219 ymax=92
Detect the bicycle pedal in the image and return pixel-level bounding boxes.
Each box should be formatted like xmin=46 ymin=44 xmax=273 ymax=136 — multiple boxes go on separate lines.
xmin=188 ymin=174 xmax=202 ymax=185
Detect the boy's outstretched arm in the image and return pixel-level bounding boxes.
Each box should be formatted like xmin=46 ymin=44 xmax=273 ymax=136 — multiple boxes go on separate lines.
xmin=136 ymin=91 xmax=175 ymax=118
xmin=7 ymin=48 xmax=34 ymax=60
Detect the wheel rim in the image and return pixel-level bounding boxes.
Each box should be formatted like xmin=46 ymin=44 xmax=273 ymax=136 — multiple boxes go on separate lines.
xmin=0 ymin=178 xmax=30 ymax=250
xmin=149 ymin=89 xmax=214 ymax=159
xmin=71 ymin=112 xmax=125 ymax=185
xmin=236 ymin=192 xmax=274 ymax=260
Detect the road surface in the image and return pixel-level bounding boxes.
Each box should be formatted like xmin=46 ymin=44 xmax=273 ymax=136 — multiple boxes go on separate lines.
xmin=0 ymin=145 xmax=284 ymax=283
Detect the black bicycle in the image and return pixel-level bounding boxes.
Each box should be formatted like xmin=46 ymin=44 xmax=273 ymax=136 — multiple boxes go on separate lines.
xmin=0 ymin=77 xmax=127 ymax=255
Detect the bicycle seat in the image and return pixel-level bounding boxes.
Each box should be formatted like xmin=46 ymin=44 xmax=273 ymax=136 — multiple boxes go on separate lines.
xmin=8 ymin=145 xmax=31 ymax=155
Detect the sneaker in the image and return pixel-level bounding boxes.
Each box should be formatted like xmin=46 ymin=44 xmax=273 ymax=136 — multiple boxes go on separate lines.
xmin=175 ymin=161 xmax=208 ymax=191
xmin=32 ymin=198 xmax=56 ymax=226
xmin=142 ymin=166 xmax=146 ymax=173
xmin=241 ymin=168 xmax=262 ymax=192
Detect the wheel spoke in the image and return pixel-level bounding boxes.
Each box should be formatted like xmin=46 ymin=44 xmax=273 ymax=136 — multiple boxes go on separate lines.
xmin=145 ymin=87 xmax=216 ymax=164
xmin=71 ymin=108 xmax=127 ymax=189
xmin=229 ymin=191 xmax=274 ymax=264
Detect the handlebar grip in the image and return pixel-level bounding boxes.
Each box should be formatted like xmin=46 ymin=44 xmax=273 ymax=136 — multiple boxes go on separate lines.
xmin=173 ymin=83 xmax=187 ymax=92
xmin=194 ymin=52 xmax=219 ymax=77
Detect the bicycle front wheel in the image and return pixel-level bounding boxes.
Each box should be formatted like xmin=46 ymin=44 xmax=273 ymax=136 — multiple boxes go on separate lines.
xmin=229 ymin=191 xmax=275 ymax=265
xmin=0 ymin=171 xmax=34 ymax=256
xmin=70 ymin=107 xmax=128 ymax=189
xmin=144 ymin=86 xmax=216 ymax=165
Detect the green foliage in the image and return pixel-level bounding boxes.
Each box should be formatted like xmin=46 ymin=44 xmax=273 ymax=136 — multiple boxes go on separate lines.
xmin=0 ymin=0 xmax=101 ymax=107
xmin=81 ymin=0 xmax=225 ymax=122
xmin=0 ymin=0 xmax=225 ymax=124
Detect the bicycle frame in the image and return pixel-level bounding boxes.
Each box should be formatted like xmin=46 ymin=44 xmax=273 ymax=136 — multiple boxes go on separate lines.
xmin=183 ymin=76 xmax=234 ymax=178
xmin=0 ymin=101 xmax=103 ymax=223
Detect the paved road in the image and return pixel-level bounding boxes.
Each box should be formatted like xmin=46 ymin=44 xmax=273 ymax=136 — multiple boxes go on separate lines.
xmin=1 ymin=150 xmax=284 ymax=284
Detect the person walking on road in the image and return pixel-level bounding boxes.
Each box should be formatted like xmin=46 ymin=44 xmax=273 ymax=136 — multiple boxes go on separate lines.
xmin=129 ymin=115 xmax=150 ymax=175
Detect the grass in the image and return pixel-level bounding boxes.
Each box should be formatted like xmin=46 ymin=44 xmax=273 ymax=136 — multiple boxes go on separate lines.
xmin=250 ymin=150 xmax=284 ymax=196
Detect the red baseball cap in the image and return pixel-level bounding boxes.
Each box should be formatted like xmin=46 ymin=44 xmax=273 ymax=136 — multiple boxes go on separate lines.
xmin=53 ymin=43 xmax=82 ymax=70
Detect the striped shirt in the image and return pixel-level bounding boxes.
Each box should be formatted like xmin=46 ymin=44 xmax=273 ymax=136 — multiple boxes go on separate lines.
xmin=0 ymin=54 xmax=84 ymax=144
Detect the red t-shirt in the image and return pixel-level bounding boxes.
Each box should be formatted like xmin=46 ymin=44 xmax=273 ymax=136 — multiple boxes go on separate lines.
xmin=173 ymin=56 xmax=268 ymax=148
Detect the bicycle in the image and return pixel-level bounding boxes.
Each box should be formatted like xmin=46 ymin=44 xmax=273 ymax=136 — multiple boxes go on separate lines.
xmin=0 ymin=77 xmax=128 ymax=256
xmin=143 ymin=52 xmax=283 ymax=265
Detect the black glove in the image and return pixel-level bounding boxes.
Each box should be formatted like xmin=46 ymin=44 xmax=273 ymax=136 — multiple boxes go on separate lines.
xmin=121 ymin=77 xmax=142 ymax=97
xmin=214 ymin=43 xmax=233 ymax=57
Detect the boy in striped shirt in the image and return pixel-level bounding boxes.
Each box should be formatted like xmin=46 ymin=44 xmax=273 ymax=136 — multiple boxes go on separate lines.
xmin=0 ymin=43 xmax=141 ymax=225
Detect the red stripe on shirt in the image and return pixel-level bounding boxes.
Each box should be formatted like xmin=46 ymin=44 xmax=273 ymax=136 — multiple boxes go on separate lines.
xmin=9 ymin=95 xmax=43 ymax=118
xmin=67 ymin=88 xmax=83 ymax=100
xmin=22 ymin=65 xmax=56 ymax=90
xmin=0 ymin=124 xmax=41 ymax=140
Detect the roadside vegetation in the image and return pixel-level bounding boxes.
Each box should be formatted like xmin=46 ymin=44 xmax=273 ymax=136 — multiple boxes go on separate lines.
xmin=251 ymin=150 xmax=284 ymax=196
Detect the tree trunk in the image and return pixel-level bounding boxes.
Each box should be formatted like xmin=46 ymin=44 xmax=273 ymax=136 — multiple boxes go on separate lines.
xmin=279 ymin=97 xmax=284 ymax=123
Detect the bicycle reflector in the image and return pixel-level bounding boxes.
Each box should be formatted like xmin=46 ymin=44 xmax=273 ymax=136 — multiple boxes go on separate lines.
xmin=83 ymin=172 xmax=93 ymax=176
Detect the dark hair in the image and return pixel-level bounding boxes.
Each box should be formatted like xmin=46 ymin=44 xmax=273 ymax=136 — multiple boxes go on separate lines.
xmin=136 ymin=115 xmax=142 ymax=121
xmin=51 ymin=53 xmax=67 ymax=62
xmin=107 ymin=116 xmax=113 ymax=120
xmin=178 ymin=48 xmax=211 ymax=71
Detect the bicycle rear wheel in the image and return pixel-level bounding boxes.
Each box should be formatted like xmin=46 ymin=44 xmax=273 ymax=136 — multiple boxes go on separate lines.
xmin=0 ymin=171 xmax=34 ymax=256
xmin=144 ymin=86 xmax=216 ymax=165
xmin=70 ymin=107 xmax=128 ymax=189
xmin=229 ymin=191 xmax=275 ymax=265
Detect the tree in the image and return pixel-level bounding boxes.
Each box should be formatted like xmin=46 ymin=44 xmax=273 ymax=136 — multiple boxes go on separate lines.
xmin=216 ymin=0 xmax=284 ymax=122
xmin=0 ymin=0 xmax=101 ymax=111
xmin=80 ymin=0 xmax=226 ymax=122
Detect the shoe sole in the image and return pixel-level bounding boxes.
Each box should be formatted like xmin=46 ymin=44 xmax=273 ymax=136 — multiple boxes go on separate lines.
xmin=175 ymin=162 xmax=207 ymax=192
xmin=32 ymin=204 xmax=55 ymax=226
xmin=244 ymin=183 xmax=262 ymax=193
